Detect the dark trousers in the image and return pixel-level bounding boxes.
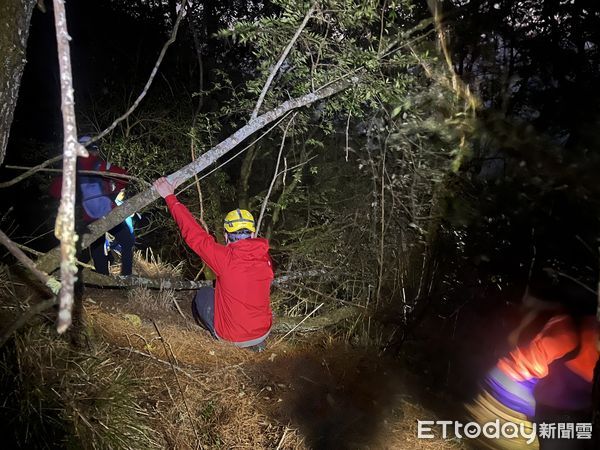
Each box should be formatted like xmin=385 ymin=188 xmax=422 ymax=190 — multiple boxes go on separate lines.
xmin=89 ymin=222 xmax=134 ymax=275
xmin=192 ymin=286 xmax=217 ymax=338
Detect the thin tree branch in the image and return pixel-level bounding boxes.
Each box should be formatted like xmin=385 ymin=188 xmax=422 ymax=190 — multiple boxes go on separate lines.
xmin=53 ymin=0 xmax=88 ymax=334
xmin=272 ymin=303 xmax=324 ymax=345
xmin=256 ymin=113 xmax=296 ymax=234
xmin=3 ymin=165 xmax=150 ymax=185
xmin=0 ymin=228 xmax=60 ymax=294
xmin=0 ymin=155 xmax=63 ymax=189
xmin=189 ymin=127 xmax=207 ymax=230
xmin=251 ymin=2 xmax=317 ymax=119
xmin=543 ymin=268 xmax=598 ymax=296
xmin=89 ymin=0 xmax=188 ymax=145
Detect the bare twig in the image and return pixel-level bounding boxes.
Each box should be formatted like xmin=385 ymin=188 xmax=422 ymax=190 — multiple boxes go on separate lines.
xmin=13 ymin=242 xmax=44 ymax=257
xmin=0 ymin=228 xmax=60 ymax=294
xmin=172 ymin=298 xmax=186 ymax=319
xmin=345 ymin=112 xmax=351 ymax=162
xmin=4 ymin=165 xmax=150 ymax=185
xmin=89 ymin=1 xmax=187 ymax=144
xmin=116 ymin=346 xmax=199 ymax=382
xmin=272 ymin=302 xmax=324 ymax=346
xmin=543 ymin=268 xmax=598 ymax=296
xmin=375 ymin=141 xmax=387 ymax=307
xmin=82 ymin=269 xmax=212 ymax=290
xmin=276 ymin=427 xmax=290 ymax=450
xmin=189 ymin=127 xmax=208 ymax=230
xmin=256 ymin=113 xmax=296 ymax=234
xmin=0 ymin=155 xmax=63 ymax=189
xmin=522 ymin=228 xmax=537 ymax=300
xmin=251 ymin=2 xmax=317 ymax=119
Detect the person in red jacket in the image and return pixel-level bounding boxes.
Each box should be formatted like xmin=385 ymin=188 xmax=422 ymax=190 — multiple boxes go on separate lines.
xmin=153 ymin=176 xmax=274 ymax=350
xmin=467 ymin=307 xmax=599 ymax=449
xmin=50 ymin=135 xmax=134 ymax=275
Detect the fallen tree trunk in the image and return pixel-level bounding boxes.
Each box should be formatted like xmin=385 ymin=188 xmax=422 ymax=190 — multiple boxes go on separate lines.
xmin=36 ymin=80 xmax=353 ymax=274
xmin=81 ymin=268 xmax=329 ymax=290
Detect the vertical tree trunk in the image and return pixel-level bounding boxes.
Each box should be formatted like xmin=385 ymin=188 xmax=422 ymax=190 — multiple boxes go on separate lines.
xmin=0 ymin=0 xmax=36 ymax=166
xmin=238 ymin=144 xmax=258 ymax=210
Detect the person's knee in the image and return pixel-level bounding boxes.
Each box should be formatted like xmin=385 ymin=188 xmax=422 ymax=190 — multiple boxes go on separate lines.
xmin=194 ymin=286 xmax=215 ymax=303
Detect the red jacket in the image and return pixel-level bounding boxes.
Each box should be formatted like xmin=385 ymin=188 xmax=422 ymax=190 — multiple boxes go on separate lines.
xmin=49 ymin=154 xmax=128 ymax=223
xmin=497 ymin=315 xmax=598 ymax=384
xmin=165 ymin=194 xmax=273 ymax=342
xmin=490 ymin=314 xmax=599 ymax=414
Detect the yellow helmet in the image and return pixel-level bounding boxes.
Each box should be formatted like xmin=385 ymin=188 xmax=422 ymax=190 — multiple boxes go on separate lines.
xmin=223 ymin=209 xmax=256 ymax=233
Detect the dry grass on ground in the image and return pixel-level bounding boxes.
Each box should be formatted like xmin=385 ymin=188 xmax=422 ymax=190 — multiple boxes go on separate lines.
xmin=0 ymin=255 xmax=465 ymax=449
xmin=84 ymin=292 xmax=465 ymax=449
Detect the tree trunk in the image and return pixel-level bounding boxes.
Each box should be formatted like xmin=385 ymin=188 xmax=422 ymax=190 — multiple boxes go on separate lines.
xmin=36 ymin=79 xmax=353 ymax=274
xmin=237 ymin=144 xmax=258 ymax=210
xmin=0 ymin=0 xmax=36 ymax=166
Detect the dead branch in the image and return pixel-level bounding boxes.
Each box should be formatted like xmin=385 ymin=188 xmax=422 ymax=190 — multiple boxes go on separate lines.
xmin=0 ymin=155 xmax=63 ymax=189
xmin=36 ymin=79 xmax=355 ymax=275
xmin=89 ymin=0 xmax=187 ymax=145
xmin=189 ymin=127 xmax=208 ymax=230
xmin=53 ymin=0 xmax=88 ymax=334
xmin=0 ymin=228 xmax=60 ymax=294
xmin=273 ymin=303 xmax=324 ymax=345
xmin=3 ymin=165 xmax=150 ymax=185
xmin=256 ymin=113 xmax=296 ymax=233
xmin=251 ymin=2 xmax=317 ymax=119
xmin=80 ymin=268 xmax=330 ymax=291
xmin=82 ymin=269 xmax=212 ymax=290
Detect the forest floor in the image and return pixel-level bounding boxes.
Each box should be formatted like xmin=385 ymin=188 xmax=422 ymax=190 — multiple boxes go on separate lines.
xmin=0 ymin=250 xmax=472 ymax=449
xmin=79 ymin=284 xmax=467 ymax=449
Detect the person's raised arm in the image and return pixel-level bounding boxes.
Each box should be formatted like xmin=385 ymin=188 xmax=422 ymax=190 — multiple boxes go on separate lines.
xmin=154 ymin=177 xmax=228 ymax=274
xmin=497 ymin=314 xmax=578 ymax=381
